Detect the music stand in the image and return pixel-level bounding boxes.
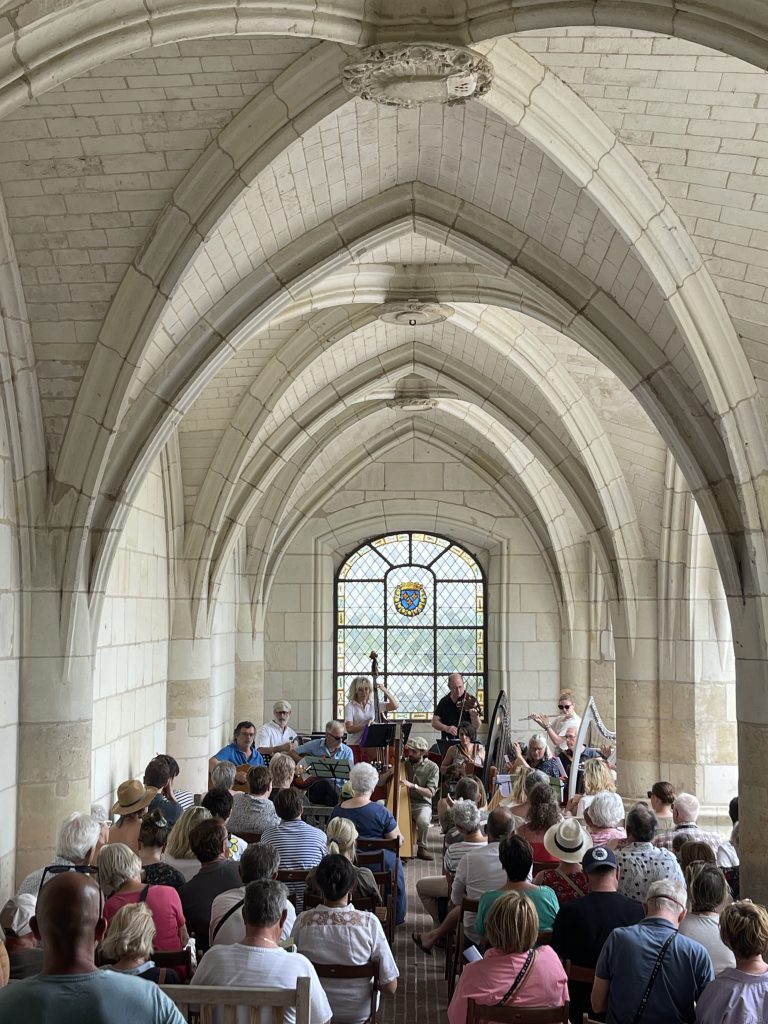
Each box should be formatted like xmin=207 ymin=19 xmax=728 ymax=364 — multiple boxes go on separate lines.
xmin=302 ymin=757 xmax=351 ymax=784
xmin=360 ymin=723 xmax=396 ymax=748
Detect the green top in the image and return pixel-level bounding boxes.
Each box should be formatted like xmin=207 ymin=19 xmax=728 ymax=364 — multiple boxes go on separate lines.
xmin=475 ymin=884 xmax=560 ymax=938
xmin=406 ymin=756 xmax=440 ymax=809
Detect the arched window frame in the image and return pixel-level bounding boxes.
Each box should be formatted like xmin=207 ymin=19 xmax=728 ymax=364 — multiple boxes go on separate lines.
xmin=334 ymin=532 xmax=487 ymax=721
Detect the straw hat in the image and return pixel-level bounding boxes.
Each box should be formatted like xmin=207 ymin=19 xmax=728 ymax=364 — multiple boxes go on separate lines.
xmin=111 ymin=779 xmax=158 ymax=816
xmin=543 ymin=817 xmax=593 ymax=863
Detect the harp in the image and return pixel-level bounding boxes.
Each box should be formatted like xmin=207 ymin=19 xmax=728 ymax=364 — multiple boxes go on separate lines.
xmin=483 ymin=689 xmax=511 ymax=795
xmin=568 ymin=696 xmax=616 ymax=803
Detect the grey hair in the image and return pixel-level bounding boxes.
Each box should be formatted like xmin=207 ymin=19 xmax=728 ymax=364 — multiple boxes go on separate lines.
xmin=349 ymin=762 xmax=379 ymax=796
xmin=240 ymin=843 xmax=280 ymax=884
xmin=451 ymin=798 xmax=481 ymax=833
xmin=646 ymin=878 xmax=687 ymax=914
xmin=56 ymin=813 xmax=102 ymax=862
xmin=626 ymin=802 xmax=657 ymax=843
xmin=90 ymin=803 xmax=109 ymax=824
xmin=243 ymin=878 xmax=288 ymax=928
xmin=674 ymin=792 xmax=700 ymax=822
xmin=96 ymin=842 xmax=142 ymax=897
xmin=587 ymin=791 xmax=625 ymax=828
xmin=211 ymin=762 xmax=237 ymax=790
xmin=325 ymin=720 xmax=345 ymax=735
xmin=524 ymin=769 xmax=549 ymax=795
xmin=528 ymin=733 xmax=549 ymax=751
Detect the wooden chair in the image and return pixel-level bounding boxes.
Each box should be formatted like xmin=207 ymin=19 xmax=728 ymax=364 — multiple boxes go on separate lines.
xmin=532 ymin=861 xmax=556 ymax=876
xmin=465 ymin=1000 xmax=570 ymax=1023
xmin=355 ymin=850 xmax=386 ymax=872
xmin=565 ymin=961 xmax=595 ymax=985
xmin=275 ymin=868 xmax=311 ymax=907
xmin=153 ymin=947 xmax=193 ymax=978
xmin=537 ymin=930 xmax=553 ymax=946
xmin=446 ymin=896 xmax=480 ymax=996
xmin=233 ymin=830 xmax=261 ymax=845
xmin=371 ymin=869 xmax=396 ymax=943
xmin=313 ymin=959 xmax=380 ymax=1024
xmin=357 ymin=837 xmax=401 ymax=857
xmin=161 ymin=978 xmax=311 ymax=1023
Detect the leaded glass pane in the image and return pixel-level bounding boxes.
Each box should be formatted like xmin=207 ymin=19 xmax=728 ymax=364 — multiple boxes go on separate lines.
xmin=411 ymin=535 xmax=449 ymax=566
xmin=434 ymin=545 xmax=482 ymax=579
xmin=435 ymin=580 xmax=481 ymax=627
xmin=338 ymin=628 xmax=385 ymax=674
xmin=384 ymin=674 xmax=434 ymax=719
xmin=341 ymin=581 xmax=385 ymax=626
xmin=341 ymin=545 xmax=389 ymax=580
xmin=372 ymin=534 xmax=410 ymax=566
xmin=387 ymin=628 xmax=434 ymax=673
xmin=436 ymin=628 xmax=480 ymax=674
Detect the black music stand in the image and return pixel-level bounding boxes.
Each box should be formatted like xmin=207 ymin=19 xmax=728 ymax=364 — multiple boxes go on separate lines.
xmin=360 ymin=723 xmax=396 ymax=748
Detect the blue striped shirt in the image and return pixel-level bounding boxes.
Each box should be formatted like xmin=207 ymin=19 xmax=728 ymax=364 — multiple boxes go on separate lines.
xmin=260 ymin=819 xmax=327 ymax=911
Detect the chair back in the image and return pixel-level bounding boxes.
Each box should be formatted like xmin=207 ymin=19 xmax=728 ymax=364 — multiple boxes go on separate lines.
xmin=371 ymin=869 xmax=396 ymax=942
xmin=235 ymin=831 xmax=262 ymax=845
xmin=275 ymin=868 xmax=310 ymax=907
xmin=161 ymin=978 xmax=311 ymax=1023
xmin=466 ymin=1000 xmax=570 ymax=1023
xmin=313 ymin=960 xmax=380 ymax=1024
xmin=355 ymin=850 xmax=386 ymax=872
xmin=153 ymin=947 xmax=193 ymax=977
xmin=565 ymin=961 xmax=595 ymax=985
xmin=357 ymin=837 xmax=400 ymax=856
xmin=446 ymin=896 xmax=481 ymax=996
xmin=537 ymin=931 xmax=553 ymax=946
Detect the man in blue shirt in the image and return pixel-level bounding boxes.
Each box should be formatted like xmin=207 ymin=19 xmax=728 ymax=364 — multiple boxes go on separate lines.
xmin=209 ymin=720 xmax=265 ymax=786
xmin=592 ymin=877 xmax=713 ymax=1024
xmin=293 ymin=721 xmax=353 ymax=803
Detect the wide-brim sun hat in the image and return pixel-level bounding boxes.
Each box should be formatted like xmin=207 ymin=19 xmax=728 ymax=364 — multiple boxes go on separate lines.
xmin=543 ymin=817 xmax=593 ymax=863
xmin=111 ymin=779 xmax=158 ymax=816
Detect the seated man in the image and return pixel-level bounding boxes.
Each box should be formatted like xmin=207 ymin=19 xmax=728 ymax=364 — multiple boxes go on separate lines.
xmin=0 ymin=872 xmax=184 ymax=1023
xmin=256 ymin=700 xmax=298 ymax=756
xmin=592 ymin=878 xmax=714 ymax=1024
xmin=210 ymin=843 xmax=296 ymax=947
xmin=154 ymin=753 xmax=194 ymax=810
xmin=551 ymin=846 xmax=644 ymax=1021
xmin=401 ymin=736 xmax=440 ymax=860
xmin=209 ymin=721 xmax=265 ymax=786
xmin=292 ymin=721 xmax=354 ymax=805
xmin=616 ymin=803 xmax=685 ymax=903
xmin=144 ymin=756 xmax=183 ymax=827
xmin=201 ymin=787 xmax=246 ymax=860
xmin=179 ymin=818 xmax=242 ymax=951
xmin=193 ymin=878 xmax=331 ymax=1024
xmin=259 ymin=787 xmax=327 ymax=911
xmin=557 ymin=726 xmax=602 ymax=794
xmin=0 ymin=894 xmax=44 ymax=979
xmin=16 ymin=812 xmax=102 ymax=896
xmin=652 ymin=791 xmax=722 ymax=855
xmin=228 ymin=766 xmax=279 ymax=837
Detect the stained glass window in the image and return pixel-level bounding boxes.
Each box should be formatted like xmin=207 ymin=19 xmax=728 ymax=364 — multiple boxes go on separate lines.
xmin=335 ymin=533 xmax=486 ymax=720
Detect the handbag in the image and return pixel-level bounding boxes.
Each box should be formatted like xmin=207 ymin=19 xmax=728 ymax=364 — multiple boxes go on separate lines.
xmin=630 ymin=933 xmax=676 ymax=1024
xmin=497 ymin=949 xmax=536 ymax=1006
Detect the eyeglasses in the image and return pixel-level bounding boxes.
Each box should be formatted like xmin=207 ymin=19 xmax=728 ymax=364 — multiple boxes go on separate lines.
xmin=325 ymin=732 xmax=346 ymax=742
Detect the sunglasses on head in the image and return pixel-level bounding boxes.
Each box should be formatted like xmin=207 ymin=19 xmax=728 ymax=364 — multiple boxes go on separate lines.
xmin=38 ymin=863 xmax=104 ymax=912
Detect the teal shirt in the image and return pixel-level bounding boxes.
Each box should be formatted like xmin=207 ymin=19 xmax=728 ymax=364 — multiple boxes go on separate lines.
xmin=476 ymin=885 xmax=560 ymax=938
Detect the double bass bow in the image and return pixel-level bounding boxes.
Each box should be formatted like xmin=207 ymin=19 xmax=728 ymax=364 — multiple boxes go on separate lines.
xmin=369 ymin=650 xmax=382 ymax=723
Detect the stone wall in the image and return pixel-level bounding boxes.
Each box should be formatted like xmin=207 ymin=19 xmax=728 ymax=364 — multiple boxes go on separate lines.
xmin=209 ymin=548 xmax=238 ymax=754
xmin=0 ymin=395 xmax=19 ymax=900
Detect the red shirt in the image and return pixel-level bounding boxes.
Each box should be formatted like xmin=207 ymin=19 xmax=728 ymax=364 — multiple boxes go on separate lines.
xmin=104 ymin=885 xmax=185 ymax=950
xmin=533 ymin=868 xmax=588 ymax=905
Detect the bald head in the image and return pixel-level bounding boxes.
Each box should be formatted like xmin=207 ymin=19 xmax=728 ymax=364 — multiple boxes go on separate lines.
xmin=33 ymin=871 xmax=104 ymax=964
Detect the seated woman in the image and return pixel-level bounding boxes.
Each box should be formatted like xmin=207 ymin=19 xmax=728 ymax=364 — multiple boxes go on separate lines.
xmin=448 ymin=890 xmax=568 ymax=1024
xmin=268 ymin=752 xmax=297 ymax=798
xmin=108 ymin=780 xmax=157 ymax=854
xmin=500 ymin=769 xmax=548 ymax=823
xmin=534 ymin=818 xmax=591 ymax=905
xmin=516 ymin=783 xmax=562 ymax=865
xmin=568 ymin=758 xmax=616 ymax=817
xmin=647 ymin=780 xmax=676 ymax=833
xmin=328 ymin=762 xmax=406 ymax=925
xmin=584 ymin=791 xmax=627 ymax=847
xmin=507 ymin=733 xmax=562 ymax=779
xmin=98 ymin=843 xmax=188 ymax=955
xmin=440 ymin=723 xmax=486 ymax=787
xmin=305 ymin=817 xmax=380 ymax=905
xmin=100 ymin=902 xmax=181 ymax=984
xmin=415 ymin=800 xmax=487 ymax=930
xmin=228 ymin=765 xmax=279 ymax=837
xmin=679 ymin=863 xmax=736 ymax=975
xmin=679 ymin=840 xmax=717 ymax=872
xmin=210 ymin=762 xmax=237 ymax=794
xmin=694 ymin=900 xmax=768 ymax=1024
xmin=439 ymin=774 xmax=488 ymax=836
xmin=475 ymin=835 xmax=560 ymax=940
xmin=163 ymin=805 xmax=211 ymax=882
xmin=291 ymin=854 xmax=398 ymax=1024
xmin=137 ymin=809 xmax=186 ymax=891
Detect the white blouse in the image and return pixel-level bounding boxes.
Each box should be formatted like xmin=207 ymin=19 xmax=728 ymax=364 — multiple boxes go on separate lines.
xmin=345 ymin=699 xmax=375 ymax=745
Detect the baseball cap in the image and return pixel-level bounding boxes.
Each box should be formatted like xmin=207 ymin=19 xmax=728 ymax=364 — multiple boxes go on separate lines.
xmin=582 ymin=846 xmax=617 ymax=872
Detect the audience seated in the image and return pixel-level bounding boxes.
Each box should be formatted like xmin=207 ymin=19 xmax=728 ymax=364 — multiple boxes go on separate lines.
xmin=551 ymin=846 xmax=643 ymax=1022
xmin=695 ymin=900 xmax=768 ymax=1024
xmin=447 ymin=890 xmax=569 ymax=1024
xmin=210 ymin=842 xmax=296 ymax=946
xmin=592 ymin=878 xmax=714 ymax=1024
xmin=441 ymin=776 xmax=489 ymax=845
xmin=0 ymin=872 xmax=185 ymax=1023
xmin=201 ymin=787 xmax=246 ymax=860
xmin=679 ymin=863 xmax=736 ymax=974
xmin=615 ymin=802 xmax=685 ymax=902
xmin=260 ymin=788 xmax=327 ymax=912
xmin=98 ymin=843 xmax=188 ymax=953
xmin=100 ymin=902 xmax=181 ymax=984
xmin=647 ymin=781 xmax=676 ymax=833
xmin=154 ymin=754 xmax=194 ymax=810
xmin=717 ymin=820 xmax=740 ymax=869
xmin=305 ymin=817 xmax=380 ymax=906
xmin=178 ymin=819 xmax=241 ymax=948
xmin=268 ymin=752 xmax=298 ymax=795
xmin=208 ymin=721 xmax=265 ymax=787
xmin=210 ymin=762 xmax=237 ymax=793
xmin=475 ymin=835 xmax=559 ymax=940
xmin=678 ymin=839 xmax=717 ymax=871
xmin=291 ymin=854 xmax=398 ymax=1024
xmin=0 ymin=894 xmax=44 ymax=979
xmin=228 ymin=765 xmax=279 ymax=836
xmin=568 ymin=757 xmax=616 ymax=817
xmin=90 ymin=804 xmax=112 ymax=856
xmin=416 ymin=799 xmax=486 ymax=928
xmin=329 ymin=762 xmax=406 ymax=924
xmin=16 ymin=812 xmax=101 ymax=896
xmin=162 ymin=806 xmax=210 ymax=882
xmin=653 ymin=792 xmax=722 ymax=855
xmin=534 ymin=818 xmax=591 ymax=904
xmin=109 ymin=781 xmax=158 ymax=854
xmin=584 ymin=791 xmax=627 ymax=846
xmin=144 ymin=757 xmax=184 ymax=827
xmin=500 ymin=768 xmax=548 ymax=822
xmin=192 ymin=878 xmax=332 ymax=1024
xmin=138 ymin=809 xmax=186 ymax=891
xmin=515 ymin=782 xmax=562 ymax=864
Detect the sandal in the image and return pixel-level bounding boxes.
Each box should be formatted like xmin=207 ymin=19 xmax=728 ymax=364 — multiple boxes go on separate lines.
xmin=412 ymin=932 xmax=433 ymax=956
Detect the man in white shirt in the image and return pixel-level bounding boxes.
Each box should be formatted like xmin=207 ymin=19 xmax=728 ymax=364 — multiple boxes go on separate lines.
xmin=194 ymin=879 xmax=331 ymax=1024
xmin=256 ymin=701 xmax=298 ymax=756
xmin=210 ymin=843 xmax=295 ymax=947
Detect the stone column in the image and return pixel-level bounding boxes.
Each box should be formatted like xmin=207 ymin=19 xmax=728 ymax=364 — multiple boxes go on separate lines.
xmin=166 ymin=598 xmax=211 ymax=796
xmin=235 ymin=594 xmax=264 ymax=724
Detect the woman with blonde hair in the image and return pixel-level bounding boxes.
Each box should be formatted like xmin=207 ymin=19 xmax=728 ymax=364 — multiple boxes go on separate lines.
xmin=569 ymin=758 xmax=615 ymax=816
xmin=344 ymin=676 xmax=399 ymax=746
xmin=163 ymin=805 xmax=211 ymax=881
xmin=100 ymin=903 xmax=181 ymax=984
xmin=305 ymin=816 xmax=380 ymax=904
xmin=448 ymin=890 xmax=568 ymax=1023
xmin=268 ymin=752 xmax=296 ymax=793
xmin=695 ymin=900 xmax=768 ymax=1023
xmin=530 ymin=689 xmax=581 ymax=753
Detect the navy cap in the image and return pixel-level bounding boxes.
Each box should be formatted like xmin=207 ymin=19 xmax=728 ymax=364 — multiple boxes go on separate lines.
xmin=582 ymin=845 xmax=617 ymax=872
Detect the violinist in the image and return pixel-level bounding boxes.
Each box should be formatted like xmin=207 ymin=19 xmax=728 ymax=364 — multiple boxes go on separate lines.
xmin=432 ymin=672 xmax=481 ymax=741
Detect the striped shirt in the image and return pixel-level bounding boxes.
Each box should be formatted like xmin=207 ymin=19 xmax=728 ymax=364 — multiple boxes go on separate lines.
xmin=259 ymin=819 xmax=326 ymax=911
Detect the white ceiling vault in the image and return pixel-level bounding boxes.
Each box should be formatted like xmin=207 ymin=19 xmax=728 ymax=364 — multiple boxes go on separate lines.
xmin=0 ymin=3 xmax=767 ymax=627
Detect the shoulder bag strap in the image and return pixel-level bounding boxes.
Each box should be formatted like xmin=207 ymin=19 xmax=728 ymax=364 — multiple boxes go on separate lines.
xmin=211 ymin=897 xmax=246 ymax=943
xmin=497 ymin=949 xmax=536 ymax=1006
xmin=556 ymin=867 xmax=586 ymax=897
xmin=631 ymin=933 xmax=676 ymax=1024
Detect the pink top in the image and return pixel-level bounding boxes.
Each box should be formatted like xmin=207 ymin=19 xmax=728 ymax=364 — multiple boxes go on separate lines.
xmin=448 ymin=945 xmax=569 ymax=1024
xmin=515 ymin=824 xmax=558 ymax=865
xmin=104 ymin=885 xmax=185 ymax=950
xmin=589 ymin=825 xmax=627 ymax=847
